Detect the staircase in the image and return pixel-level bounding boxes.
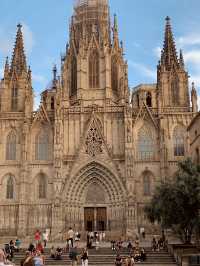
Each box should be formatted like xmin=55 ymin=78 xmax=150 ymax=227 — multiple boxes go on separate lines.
xmin=12 ymin=247 xmax=177 ymax=266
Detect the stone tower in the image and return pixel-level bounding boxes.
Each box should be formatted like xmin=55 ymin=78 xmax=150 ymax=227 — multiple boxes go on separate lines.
xmin=157 ymin=17 xmax=190 ymax=109
xmin=62 ymin=0 xmax=129 ymax=107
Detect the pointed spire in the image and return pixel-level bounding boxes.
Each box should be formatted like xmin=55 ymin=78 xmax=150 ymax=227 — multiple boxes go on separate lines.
xmin=10 ymin=24 xmax=27 ymax=75
xmin=179 ymin=49 xmax=185 ymax=69
xmin=114 ymin=13 xmax=118 ymax=32
xmin=191 ymin=82 xmax=197 ymax=96
xmin=161 ymin=16 xmax=179 ymax=70
xmin=112 ymin=14 xmax=120 ymax=49
xmin=4 ymin=57 xmax=10 ymax=78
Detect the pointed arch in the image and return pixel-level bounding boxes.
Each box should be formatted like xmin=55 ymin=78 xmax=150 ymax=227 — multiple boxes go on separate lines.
xmin=89 ymin=49 xmax=99 ymax=88
xmin=143 ymin=173 xmax=151 ymax=196
xmin=146 ymin=92 xmax=152 ymax=107
xmin=6 ymin=174 xmax=14 ymax=199
xmin=173 ymin=125 xmax=185 ymax=156
xmin=111 ymin=55 xmax=119 ymax=92
xmin=171 ymin=76 xmax=179 ymax=106
xmin=6 ymin=131 xmax=17 ymax=160
xmin=64 ymin=162 xmax=125 ymax=204
xmin=11 ymin=85 xmax=18 ymax=111
xmin=137 ymin=125 xmax=155 ymax=160
xmin=38 ymin=173 xmax=47 ymax=199
xmin=71 ymin=54 xmax=77 ymax=96
xmin=35 ymin=129 xmax=52 ymax=161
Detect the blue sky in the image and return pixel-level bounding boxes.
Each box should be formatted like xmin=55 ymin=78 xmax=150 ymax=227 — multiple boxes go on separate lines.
xmin=0 ymin=0 xmax=200 ymax=108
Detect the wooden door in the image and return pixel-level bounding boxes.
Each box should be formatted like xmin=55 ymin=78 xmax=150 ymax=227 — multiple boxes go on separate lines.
xmin=84 ymin=208 xmax=94 ymax=231
xmin=97 ymin=207 xmax=107 ymax=231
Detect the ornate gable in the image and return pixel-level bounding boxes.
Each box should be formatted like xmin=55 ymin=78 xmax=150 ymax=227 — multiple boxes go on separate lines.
xmin=85 ymin=119 xmax=103 ymax=157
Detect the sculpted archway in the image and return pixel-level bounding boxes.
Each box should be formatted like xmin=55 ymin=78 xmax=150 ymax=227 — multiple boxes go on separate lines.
xmin=63 ymin=162 xmax=127 ymax=235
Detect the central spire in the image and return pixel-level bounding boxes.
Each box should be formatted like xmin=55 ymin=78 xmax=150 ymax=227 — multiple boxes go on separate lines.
xmin=71 ymin=0 xmax=110 ymax=50
xmin=74 ymin=0 xmax=108 ymax=7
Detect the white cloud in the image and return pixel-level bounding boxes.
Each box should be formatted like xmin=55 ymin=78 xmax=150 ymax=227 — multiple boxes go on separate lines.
xmin=184 ymin=50 xmax=200 ymax=65
xmin=178 ymin=34 xmax=200 ymax=47
xmin=129 ymin=60 xmax=156 ymax=80
xmin=21 ymin=22 xmax=35 ymax=54
xmin=32 ymin=73 xmax=47 ymax=85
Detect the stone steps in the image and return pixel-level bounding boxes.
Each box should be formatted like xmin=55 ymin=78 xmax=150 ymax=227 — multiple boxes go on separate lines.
xmin=11 ymin=248 xmax=177 ymax=266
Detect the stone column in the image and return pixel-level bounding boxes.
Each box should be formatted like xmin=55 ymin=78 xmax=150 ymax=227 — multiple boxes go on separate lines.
xmin=51 ymin=200 xmax=63 ymax=241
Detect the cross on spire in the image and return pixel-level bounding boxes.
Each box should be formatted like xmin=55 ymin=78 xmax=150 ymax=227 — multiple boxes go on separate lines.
xmin=10 ymin=24 xmax=27 ymax=75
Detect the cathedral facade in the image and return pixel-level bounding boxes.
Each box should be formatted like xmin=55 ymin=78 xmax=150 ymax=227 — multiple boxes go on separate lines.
xmin=0 ymin=0 xmax=198 ymax=239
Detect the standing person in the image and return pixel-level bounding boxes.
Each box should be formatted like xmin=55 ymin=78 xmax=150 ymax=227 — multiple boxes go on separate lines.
xmin=81 ymin=248 xmax=88 ymax=266
xmin=34 ymin=230 xmax=41 ymax=245
xmin=68 ymin=227 xmax=74 ymax=248
xmin=42 ymin=230 xmax=48 ymax=248
xmin=140 ymin=227 xmax=145 ymax=239
xmin=15 ymin=238 xmax=21 ymax=252
xmin=69 ymin=246 xmax=78 ymax=266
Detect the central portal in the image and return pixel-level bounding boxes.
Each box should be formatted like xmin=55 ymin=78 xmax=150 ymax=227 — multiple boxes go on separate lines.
xmin=84 ymin=207 xmax=107 ymax=231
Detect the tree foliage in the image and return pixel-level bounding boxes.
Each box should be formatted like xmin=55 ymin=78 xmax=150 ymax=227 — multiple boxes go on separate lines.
xmin=145 ymin=159 xmax=200 ymax=243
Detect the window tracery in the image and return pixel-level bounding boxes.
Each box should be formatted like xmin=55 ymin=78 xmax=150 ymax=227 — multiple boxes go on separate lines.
xmin=137 ymin=126 xmax=155 ymax=160
xmin=35 ymin=130 xmax=51 ymax=161
xmin=143 ymin=174 xmax=151 ymax=196
xmin=6 ymin=175 xmax=14 ymax=199
xmin=173 ymin=126 xmax=185 ymax=156
xmin=86 ymin=121 xmax=102 ymax=157
xmin=11 ymin=86 xmax=18 ymax=111
xmin=6 ymin=132 xmax=17 ymax=160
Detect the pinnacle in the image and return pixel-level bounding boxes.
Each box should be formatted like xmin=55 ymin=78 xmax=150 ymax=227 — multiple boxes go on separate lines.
xmin=10 ymin=24 xmax=27 ymax=75
xmin=161 ymin=16 xmax=179 ymax=70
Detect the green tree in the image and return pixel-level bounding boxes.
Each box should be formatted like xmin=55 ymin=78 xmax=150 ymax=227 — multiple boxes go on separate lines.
xmin=145 ymin=159 xmax=200 ymax=244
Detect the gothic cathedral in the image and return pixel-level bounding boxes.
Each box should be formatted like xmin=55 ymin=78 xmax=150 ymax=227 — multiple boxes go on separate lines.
xmin=0 ymin=0 xmax=198 ymax=239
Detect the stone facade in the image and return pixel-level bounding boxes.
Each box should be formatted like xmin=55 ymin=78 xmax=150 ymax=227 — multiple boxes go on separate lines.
xmin=188 ymin=109 xmax=200 ymax=164
xmin=0 ymin=1 xmax=198 ymax=239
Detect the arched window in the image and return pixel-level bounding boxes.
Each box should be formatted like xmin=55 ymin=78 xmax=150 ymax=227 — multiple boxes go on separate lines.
xmin=89 ymin=49 xmax=99 ymax=88
xmin=6 ymin=132 xmax=17 ymax=160
xmin=146 ymin=92 xmax=152 ymax=107
xmin=173 ymin=126 xmax=185 ymax=157
xmin=35 ymin=130 xmax=51 ymax=161
xmin=6 ymin=175 xmax=14 ymax=199
xmin=71 ymin=55 xmax=77 ymax=96
xmin=143 ymin=174 xmax=151 ymax=196
xmin=38 ymin=174 xmax=47 ymax=199
xmin=51 ymin=97 xmax=54 ymax=110
xmin=11 ymin=86 xmax=18 ymax=111
xmin=111 ymin=55 xmax=118 ymax=92
xmin=171 ymin=77 xmax=179 ymax=106
xmin=137 ymin=126 xmax=155 ymax=160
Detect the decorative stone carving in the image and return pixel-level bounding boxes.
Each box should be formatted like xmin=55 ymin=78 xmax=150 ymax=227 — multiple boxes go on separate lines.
xmin=85 ymin=121 xmax=103 ymax=157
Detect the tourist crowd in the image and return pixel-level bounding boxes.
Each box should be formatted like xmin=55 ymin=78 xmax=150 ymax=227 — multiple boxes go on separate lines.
xmin=0 ymin=228 xmax=168 ymax=266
